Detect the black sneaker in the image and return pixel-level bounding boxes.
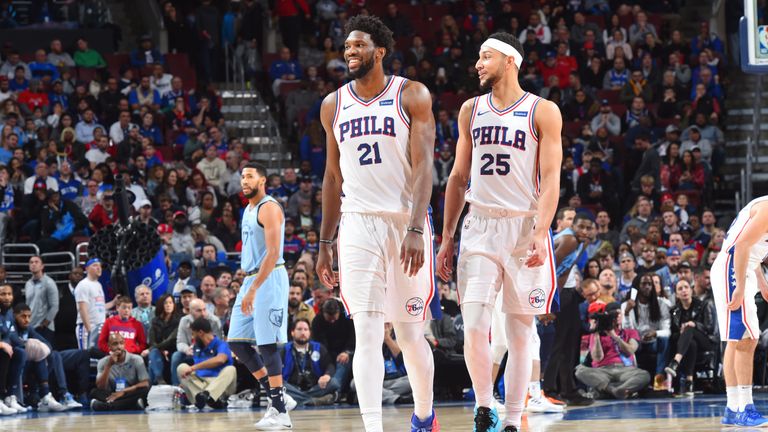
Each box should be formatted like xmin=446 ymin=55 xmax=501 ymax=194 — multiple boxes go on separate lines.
xmin=208 ymin=396 xmax=228 ymax=409
xmin=503 ymin=427 xmax=519 ymax=432
xmin=564 ymin=392 xmax=594 ymax=406
xmin=194 ymin=391 xmax=210 ymax=410
xmin=90 ymin=399 xmax=110 ymax=411
xmin=684 ymin=380 xmax=694 ymax=396
xmin=474 ymin=406 xmax=499 ymax=432
xmin=664 ymin=360 xmax=679 ymax=378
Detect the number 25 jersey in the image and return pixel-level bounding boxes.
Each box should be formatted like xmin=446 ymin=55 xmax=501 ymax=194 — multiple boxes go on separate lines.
xmin=332 ymin=75 xmax=413 ymax=215
xmin=465 ymin=92 xmax=543 ymax=213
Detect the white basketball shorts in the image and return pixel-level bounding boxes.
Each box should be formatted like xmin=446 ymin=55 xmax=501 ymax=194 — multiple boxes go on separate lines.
xmin=457 ymin=208 xmax=557 ymax=315
xmin=337 ymin=212 xmax=435 ymax=322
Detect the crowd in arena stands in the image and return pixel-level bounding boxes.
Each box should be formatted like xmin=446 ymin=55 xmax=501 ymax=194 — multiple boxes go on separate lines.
xmin=0 ymin=0 xmax=758 ymax=416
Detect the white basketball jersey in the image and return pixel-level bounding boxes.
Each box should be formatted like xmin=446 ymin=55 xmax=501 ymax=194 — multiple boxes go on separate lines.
xmin=332 ymin=76 xmax=412 ymax=215
xmin=722 ymin=195 xmax=768 ymax=267
xmin=465 ymin=92 xmax=543 ymax=213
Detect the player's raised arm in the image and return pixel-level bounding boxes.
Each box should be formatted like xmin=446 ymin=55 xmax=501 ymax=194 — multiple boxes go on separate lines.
xmin=526 ymin=100 xmax=563 ymax=268
xmin=435 ymin=98 xmax=474 ymax=282
xmin=728 ymin=201 xmax=768 ymax=310
xmin=317 ymin=91 xmax=342 ymax=289
xmin=400 ymin=80 xmax=435 ymax=277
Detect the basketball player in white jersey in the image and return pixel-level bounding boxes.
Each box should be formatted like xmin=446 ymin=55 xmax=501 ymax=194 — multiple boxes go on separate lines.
xmin=436 ymin=32 xmax=562 ymax=432
xmin=315 ymin=16 xmax=439 ymax=432
xmin=711 ymin=196 xmax=768 ymax=427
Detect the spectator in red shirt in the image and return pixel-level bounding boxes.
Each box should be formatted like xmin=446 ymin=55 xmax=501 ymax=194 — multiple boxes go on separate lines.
xmin=554 ymin=42 xmax=577 ymax=88
xmin=88 ymin=191 xmax=117 ymax=232
xmin=18 ymin=79 xmax=49 ymax=116
xmin=98 ymin=295 xmax=148 ymax=356
xmin=274 ymin=0 xmax=310 ymax=56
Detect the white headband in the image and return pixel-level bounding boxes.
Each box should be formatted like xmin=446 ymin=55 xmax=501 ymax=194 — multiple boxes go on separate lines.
xmin=481 ymin=38 xmax=523 ymax=69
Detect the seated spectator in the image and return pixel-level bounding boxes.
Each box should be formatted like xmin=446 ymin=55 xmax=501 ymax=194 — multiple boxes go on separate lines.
xmin=73 ymin=38 xmax=106 ymax=69
xmin=575 ymin=302 xmax=650 ymax=399
xmin=28 ymin=49 xmax=59 ymax=82
xmin=138 ymin=111 xmax=163 ymax=145
xmin=606 ymin=29 xmax=633 ymax=61
xmin=288 ymin=283 xmax=315 ymax=334
xmin=88 ymin=191 xmax=117 ymax=232
xmin=177 ymin=317 xmax=235 ymax=409
xmin=109 ymin=110 xmax=138 ymax=145
xmin=211 ymin=287 xmax=231 ymax=336
xmin=172 ymin=298 xmax=222 ymax=385
xmin=577 ymin=158 xmax=617 ymax=214
xmin=131 ymin=284 xmax=155 ymax=333
xmin=98 ymin=295 xmax=147 ymax=356
xmin=665 ymin=279 xmax=717 ymax=396
xmin=38 ymin=189 xmax=88 ymax=253
xmin=620 ymin=69 xmax=653 ymax=105
xmin=13 ymin=302 xmax=86 ymax=409
xmin=311 ymin=299 xmax=354 ymax=392
xmin=128 ymin=76 xmax=161 ymax=112
xmin=282 ymin=318 xmax=339 ymax=406
xmin=628 ymin=11 xmax=658 ymax=45
xmin=146 ymin=293 xmax=181 ymax=384
xmin=563 ymin=89 xmax=598 ymax=122
xmin=591 ymin=100 xmax=622 ymax=137
xmin=269 ymin=47 xmax=303 ymax=96
xmin=519 ymin=12 xmax=551 ymax=45
xmin=9 ymin=65 xmax=28 ymax=91
xmin=18 ymin=79 xmax=50 ymax=116
xmin=47 ymin=39 xmax=75 ymax=69
xmin=690 ymin=21 xmax=724 ymax=57
xmin=0 ymin=284 xmax=27 ymax=414
xmin=674 ymin=151 xmax=705 ymax=191
xmin=75 ymin=108 xmax=103 ymax=145
xmin=0 ymin=50 xmax=30 ymax=79
xmin=91 ymin=333 xmax=150 ymax=411
xmin=603 ymin=57 xmax=629 ymax=90
xmin=196 ymin=145 xmax=227 ymax=195
xmin=131 ymin=35 xmax=164 ymax=68
xmin=622 ymin=273 xmax=671 ymax=386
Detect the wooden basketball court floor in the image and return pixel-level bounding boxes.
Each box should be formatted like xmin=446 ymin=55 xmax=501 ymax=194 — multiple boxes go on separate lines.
xmin=0 ymin=395 xmax=742 ymax=431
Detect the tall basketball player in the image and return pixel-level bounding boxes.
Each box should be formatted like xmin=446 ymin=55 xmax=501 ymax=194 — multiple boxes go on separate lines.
xmin=228 ymin=162 xmax=293 ymax=430
xmin=315 ymin=16 xmax=439 ymax=432
xmin=711 ymin=196 xmax=768 ymax=427
xmin=436 ymin=33 xmax=562 ymax=432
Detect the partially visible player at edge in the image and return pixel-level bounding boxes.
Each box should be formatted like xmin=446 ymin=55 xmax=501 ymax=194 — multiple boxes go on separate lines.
xmin=227 ymin=161 xmax=293 ymax=430
xmin=710 ymin=196 xmax=768 ymax=427
xmin=436 ymin=32 xmax=562 ymax=432
xmin=315 ymin=15 xmax=440 ymax=432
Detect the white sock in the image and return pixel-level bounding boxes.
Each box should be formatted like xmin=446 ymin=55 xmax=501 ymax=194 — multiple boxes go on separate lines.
xmin=352 ymin=312 xmax=386 ymax=431
xmin=528 ymin=381 xmax=542 ymax=400
xmin=393 ymin=321 xmax=435 ymax=420
xmin=362 ymin=411 xmax=383 ymax=432
xmin=462 ymin=303 xmax=495 ymax=408
xmin=726 ymin=386 xmax=738 ymax=411
xmin=503 ymin=314 xmax=535 ymax=428
xmin=739 ymin=385 xmax=753 ymax=411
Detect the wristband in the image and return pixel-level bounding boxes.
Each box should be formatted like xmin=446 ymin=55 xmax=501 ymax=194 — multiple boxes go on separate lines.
xmin=407 ymin=227 xmax=424 ymax=235
xmin=319 ymin=239 xmax=333 ymax=245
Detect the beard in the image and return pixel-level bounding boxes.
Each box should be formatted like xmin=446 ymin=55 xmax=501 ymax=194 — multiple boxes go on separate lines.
xmin=243 ymin=188 xmax=258 ymax=199
xmin=348 ymin=54 xmax=375 ymax=80
xmin=294 ymin=335 xmax=309 ymax=345
xmin=288 ymin=298 xmax=299 ymax=308
xmin=479 ymin=73 xmax=501 ymax=92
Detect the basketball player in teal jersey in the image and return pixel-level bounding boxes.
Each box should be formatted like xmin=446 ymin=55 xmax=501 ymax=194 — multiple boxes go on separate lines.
xmin=228 ymin=161 xmax=293 ymax=430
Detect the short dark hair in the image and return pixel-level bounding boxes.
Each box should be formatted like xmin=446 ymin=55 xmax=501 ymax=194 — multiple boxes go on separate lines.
xmin=573 ymin=212 xmax=594 ymax=225
xmin=556 ymin=207 xmax=575 ymax=221
xmin=322 ymin=298 xmax=340 ymax=316
xmin=487 ymin=32 xmax=525 ymax=61
xmin=242 ymin=161 xmax=267 ymax=177
xmin=291 ymin=318 xmax=311 ymax=332
xmin=344 ymin=15 xmax=395 ymax=58
xmin=190 ymin=316 xmax=212 ymax=333
xmin=13 ymin=303 xmax=30 ymax=314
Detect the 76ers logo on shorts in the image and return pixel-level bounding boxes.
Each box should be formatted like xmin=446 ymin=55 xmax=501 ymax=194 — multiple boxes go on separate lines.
xmin=406 ymin=297 xmax=425 ymax=316
xmin=529 ymin=289 xmax=545 ymax=308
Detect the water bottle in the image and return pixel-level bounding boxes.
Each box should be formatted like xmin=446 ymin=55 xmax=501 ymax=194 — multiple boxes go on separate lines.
xmin=172 ymin=389 xmax=182 ymax=410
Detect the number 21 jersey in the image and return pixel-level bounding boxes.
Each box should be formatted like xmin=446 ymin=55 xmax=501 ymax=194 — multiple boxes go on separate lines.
xmin=332 ymin=75 xmax=413 ymax=215
xmin=465 ymin=92 xmax=543 ymax=213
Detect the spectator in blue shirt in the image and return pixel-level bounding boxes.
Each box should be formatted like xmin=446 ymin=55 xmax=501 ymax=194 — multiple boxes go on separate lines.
xmin=55 ymin=160 xmax=81 ymax=201
xmin=130 ymin=35 xmax=164 ymax=68
xmin=128 ymin=76 xmax=161 ymax=112
xmin=269 ymin=47 xmax=302 ymax=95
xmin=48 ymin=80 xmax=69 ymax=111
xmin=28 ymin=49 xmax=59 ymax=82
xmin=282 ymin=318 xmax=339 ymax=406
xmin=138 ymin=112 xmax=163 ymax=145
xmin=9 ymin=66 xmax=28 ymax=92
xmin=74 ymin=109 xmax=103 ymax=144
xmin=690 ymin=21 xmax=724 ymax=56
xmin=177 ymin=317 xmax=236 ymax=409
